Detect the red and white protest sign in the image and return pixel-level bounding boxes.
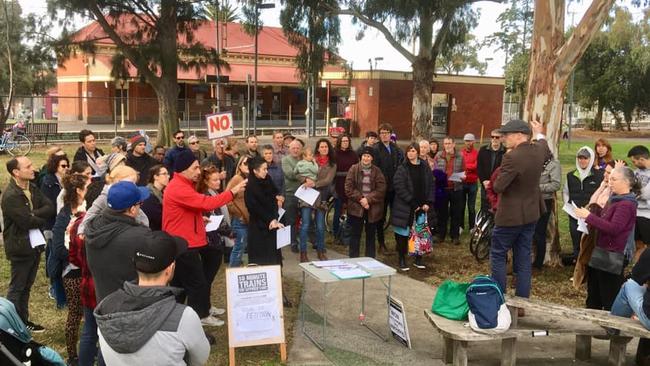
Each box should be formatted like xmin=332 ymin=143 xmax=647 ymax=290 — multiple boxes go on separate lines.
xmin=206 ymin=112 xmax=234 ymax=140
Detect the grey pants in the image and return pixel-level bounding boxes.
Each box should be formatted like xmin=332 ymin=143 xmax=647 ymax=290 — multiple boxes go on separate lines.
xmin=7 ymin=252 xmax=41 ymax=322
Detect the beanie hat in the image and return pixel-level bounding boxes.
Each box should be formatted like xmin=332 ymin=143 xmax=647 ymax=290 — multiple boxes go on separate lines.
xmin=174 ymin=149 xmax=197 ymax=173
xmin=105 ymin=153 xmax=126 ymax=173
xmin=360 ymin=146 xmax=375 ymax=159
xmin=130 ymin=135 xmax=147 ymax=148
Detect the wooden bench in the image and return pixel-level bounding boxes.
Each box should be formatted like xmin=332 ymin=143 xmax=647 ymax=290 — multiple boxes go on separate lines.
xmin=26 ymin=122 xmax=58 ymax=144
xmin=424 ymin=309 xmax=607 ymax=366
xmin=507 ymin=296 xmax=650 ymax=366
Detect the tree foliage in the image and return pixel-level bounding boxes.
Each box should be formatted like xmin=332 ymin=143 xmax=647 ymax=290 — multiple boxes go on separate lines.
xmin=279 ymin=0 xmax=341 ymax=87
xmin=334 ymin=0 xmax=491 ymax=139
xmin=0 ymin=1 xmax=56 ymax=127
xmin=574 ymin=6 xmax=650 ymax=131
xmin=201 ymin=0 xmax=240 ymax=22
xmin=437 ymin=33 xmax=486 ymax=75
xmin=48 ymin=0 xmax=227 ymax=144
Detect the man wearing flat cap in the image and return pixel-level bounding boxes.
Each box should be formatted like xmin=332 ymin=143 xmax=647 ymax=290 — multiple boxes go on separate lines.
xmin=489 ymin=119 xmax=550 ymax=304
xmin=95 ymin=232 xmax=210 ymax=366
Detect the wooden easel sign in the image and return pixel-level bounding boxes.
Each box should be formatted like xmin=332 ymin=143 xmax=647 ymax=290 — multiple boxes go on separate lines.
xmin=226 ymin=265 xmax=286 ymax=365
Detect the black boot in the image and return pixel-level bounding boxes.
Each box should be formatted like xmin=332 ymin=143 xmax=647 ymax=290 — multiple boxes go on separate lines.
xmin=398 ymin=254 xmax=409 ymax=272
xmin=413 ymin=255 xmax=426 ymax=269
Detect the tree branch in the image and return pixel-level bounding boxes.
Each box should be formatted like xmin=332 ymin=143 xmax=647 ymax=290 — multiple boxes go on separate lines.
xmin=86 ymin=0 xmax=159 ymax=86
xmin=430 ymin=11 xmax=455 ymax=60
xmin=556 ymin=0 xmax=616 ymax=77
xmin=336 ymin=7 xmax=415 ymax=63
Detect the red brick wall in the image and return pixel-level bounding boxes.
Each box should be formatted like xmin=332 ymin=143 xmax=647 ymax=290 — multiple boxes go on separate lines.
xmin=352 ymin=78 xmax=503 ymax=140
xmin=85 ymin=82 xmax=113 ymax=123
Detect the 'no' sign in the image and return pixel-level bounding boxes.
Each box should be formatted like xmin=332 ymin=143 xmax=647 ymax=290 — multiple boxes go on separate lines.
xmin=206 ymin=112 xmax=234 ymax=139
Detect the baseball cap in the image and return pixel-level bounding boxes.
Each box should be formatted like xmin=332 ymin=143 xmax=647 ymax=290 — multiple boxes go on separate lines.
xmin=107 ymin=181 xmax=150 ymax=211
xmin=497 ymin=119 xmax=531 ymax=135
xmin=134 ymin=232 xmax=187 ymax=273
xmin=463 ymin=133 xmax=476 ymax=141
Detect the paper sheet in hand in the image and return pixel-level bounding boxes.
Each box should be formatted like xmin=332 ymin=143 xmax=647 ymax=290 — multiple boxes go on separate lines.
xmin=330 ymin=268 xmax=371 ymax=280
xmin=357 ymin=259 xmax=390 ymax=271
xmin=278 ymin=208 xmax=286 ymax=221
xmin=205 ymin=215 xmax=224 ymax=232
xmin=29 ymin=229 xmax=46 ymax=248
xmin=276 ymin=225 xmax=291 ymax=249
xmin=448 ymin=172 xmax=466 ymax=182
xmin=562 ymin=202 xmax=577 ymax=219
xmin=577 ymin=219 xmax=589 ymax=234
xmin=295 ymin=185 xmax=320 ymax=206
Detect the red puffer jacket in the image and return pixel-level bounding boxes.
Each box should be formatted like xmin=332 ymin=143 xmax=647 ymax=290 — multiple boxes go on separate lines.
xmin=461 ymin=147 xmax=479 ymax=184
xmin=163 ymin=173 xmax=233 ymax=248
xmin=68 ymin=213 xmax=96 ymax=309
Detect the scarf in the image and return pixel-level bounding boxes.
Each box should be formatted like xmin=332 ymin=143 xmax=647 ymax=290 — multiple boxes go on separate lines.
xmin=147 ymin=183 xmax=164 ymax=203
xmin=315 ymin=154 xmax=329 ymax=168
xmin=609 ymin=192 xmax=638 ymax=206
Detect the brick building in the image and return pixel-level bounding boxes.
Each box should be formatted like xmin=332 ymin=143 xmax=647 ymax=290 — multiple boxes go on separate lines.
xmin=323 ymin=70 xmax=505 ymax=140
xmin=57 ymin=18 xmax=504 ymax=140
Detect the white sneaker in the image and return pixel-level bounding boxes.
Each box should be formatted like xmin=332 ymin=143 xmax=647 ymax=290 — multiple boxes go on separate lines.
xmin=201 ymin=315 xmax=225 ymax=327
xmin=209 ymin=306 xmax=226 ymax=316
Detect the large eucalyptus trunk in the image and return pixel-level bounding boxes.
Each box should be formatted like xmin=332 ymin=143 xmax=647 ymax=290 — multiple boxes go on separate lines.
xmin=525 ymin=0 xmax=615 ymax=266
xmin=155 ymin=82 xmax=179 ymax=146
xmin=412 ymin=57 xmax=435 ymax=140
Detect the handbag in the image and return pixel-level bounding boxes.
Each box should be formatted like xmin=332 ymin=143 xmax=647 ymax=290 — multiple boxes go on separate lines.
xmin=588 ymin=246 xmax=625 ymax=275
xmin=408 ymin=213 xmax=433 ymax=256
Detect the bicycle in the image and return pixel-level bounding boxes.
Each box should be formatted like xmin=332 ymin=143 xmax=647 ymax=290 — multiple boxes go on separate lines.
xmin=469 ymin=209 xmax=494 ymax=262
xmin=0 ymin=127 xmax=32 ymax=157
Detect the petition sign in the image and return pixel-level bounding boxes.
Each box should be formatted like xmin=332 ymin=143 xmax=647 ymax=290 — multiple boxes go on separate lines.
xmin=206 ymin=112 xmax=234 ymax=139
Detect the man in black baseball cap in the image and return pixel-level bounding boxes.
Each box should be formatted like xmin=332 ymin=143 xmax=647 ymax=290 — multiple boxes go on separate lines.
xmin=95 ymin=232 xmax=210 ymax=365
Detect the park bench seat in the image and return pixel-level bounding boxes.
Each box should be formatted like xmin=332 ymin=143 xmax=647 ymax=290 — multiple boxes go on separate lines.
xmin=424 ymin=309 xmax=607 ymax=366
xmin=507 ymin=296 xmax=650 ymax=366
xmin=26 ymin=123 xmax=57 ymax=144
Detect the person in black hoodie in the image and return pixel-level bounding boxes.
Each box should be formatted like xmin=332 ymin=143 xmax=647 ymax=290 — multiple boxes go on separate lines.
xmin=94 ymin=231 xmax=209 ymax=366
xmin=126 ymin=135 xmax=158 ymax=186
xmin=85 ymin=181 xmax=152 ymax=302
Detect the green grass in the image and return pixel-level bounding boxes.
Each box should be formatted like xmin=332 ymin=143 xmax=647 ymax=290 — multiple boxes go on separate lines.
xmin=0 ymin=143 xmax=302 ymax=365
xmin=0 ymin=136 xmax=648 ymax=363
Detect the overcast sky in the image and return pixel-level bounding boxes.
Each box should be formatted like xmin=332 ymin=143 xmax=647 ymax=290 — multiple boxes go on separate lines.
xmin=18 ymin=0 xmax=643 ymax=77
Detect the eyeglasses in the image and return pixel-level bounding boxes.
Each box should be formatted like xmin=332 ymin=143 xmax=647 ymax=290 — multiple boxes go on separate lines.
xmin=60 ymin=164 xmax=69 ymax=168
xmin=189 ymin=142 xmax=198 ymax=145
xmin=175 ymin=136 xmax=185 ymax=140
xmin=379 ymin=131 xmax=390 ymax=135
xmin=491 ymin=136 xmax=501 ymax=139
xmin=157 ymin=172 xmax=169 ymax=176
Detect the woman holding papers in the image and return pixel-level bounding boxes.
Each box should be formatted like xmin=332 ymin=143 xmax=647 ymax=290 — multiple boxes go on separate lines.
xmin=297 ymin=139 xmax=337 ymax=262
xmin=197 ymin=164 xmax=231 ymax=322
xmin=225 ymin=156 xmax=250 ymax=267
xmin=344 ymin=146 xmax=386 ymax=258
xmin=391 ymin=143 xmax=434 ymax=271
xmin=245 ymin=156 xmax=284 ymax=266
xmin=574 ymin=166 xmax=639 ymax=311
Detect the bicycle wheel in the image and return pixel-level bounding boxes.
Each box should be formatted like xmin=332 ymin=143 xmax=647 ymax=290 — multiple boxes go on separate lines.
xmin=7 ymin=134 xmax=31 ymax=156
xmin=470 ymin=215 xmax=493 ymax=262
xmin=324 ymin=198 xmax=336 ymax=234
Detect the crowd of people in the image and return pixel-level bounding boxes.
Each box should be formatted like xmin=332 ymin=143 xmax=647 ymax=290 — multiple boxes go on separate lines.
xmin=1 ymin=123 xmax=650 ymax=365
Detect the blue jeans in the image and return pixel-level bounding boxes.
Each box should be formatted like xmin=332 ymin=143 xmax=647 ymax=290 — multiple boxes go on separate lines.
xmin=79 ymin=307 xmax=104 ymax=366
xmin=461 ymin=183 xmax=478 ymax=229
xmin=229 ymin=217 xmax=248 ymax=267
xmin=611 ymin=279 xmax=650 ymax=329
xmin=332 ymin=197 xmax=343 ymax=236
xmin=300 ymin=207 xmax=325 ymax=252
xmin=490 ymin=222 xmax=536 ymax=297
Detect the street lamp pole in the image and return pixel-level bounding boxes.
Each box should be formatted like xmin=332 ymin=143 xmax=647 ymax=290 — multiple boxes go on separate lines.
xmin=253 ymin=1 xmax=275 ymax=136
